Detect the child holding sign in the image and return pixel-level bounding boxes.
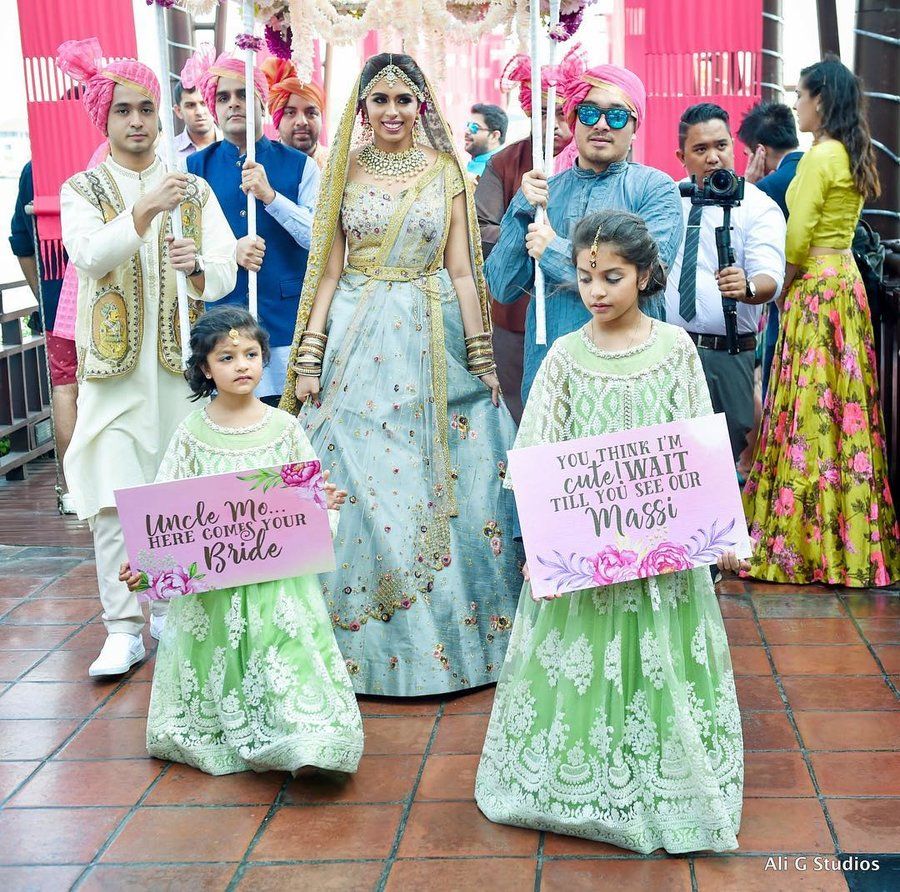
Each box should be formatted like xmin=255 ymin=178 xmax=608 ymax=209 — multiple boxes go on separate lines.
xmin=121 ymin=307 xmax=363 ymax=776
xmin=475 ymin=212 xmax=744 ymax=853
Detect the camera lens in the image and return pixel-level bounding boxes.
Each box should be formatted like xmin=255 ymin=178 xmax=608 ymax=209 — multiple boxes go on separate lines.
xmin=708 ymin=169 xmax=737 ymax=195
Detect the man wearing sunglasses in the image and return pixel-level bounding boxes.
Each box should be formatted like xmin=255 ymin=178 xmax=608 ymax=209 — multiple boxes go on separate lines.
xmin=475 ymin=49 xmax=583 ymax=424
xmin=484 ymin=64 xmax=683 ymax=404
xmin=464 ymin=103 xmax=508 ymax=179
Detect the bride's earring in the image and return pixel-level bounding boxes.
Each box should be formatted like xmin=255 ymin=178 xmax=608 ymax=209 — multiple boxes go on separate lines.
xmin=361 ymin=113 xmax=373 ymax=139
xmin=413 ymin=117 xmax=426 ymax=143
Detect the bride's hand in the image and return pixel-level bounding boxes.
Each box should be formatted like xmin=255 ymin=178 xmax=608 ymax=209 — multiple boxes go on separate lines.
xmin=322 ymin=470 xmax=347 ymax=511
xmin=479 ymin=371 xmax=501 ymax=407
xmin=294 ymin=374 xmax=321 ymax=407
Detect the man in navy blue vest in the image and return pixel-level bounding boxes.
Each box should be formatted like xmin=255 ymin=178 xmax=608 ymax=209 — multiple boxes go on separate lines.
xmin=738 ymin=101 xmax=803 ymax=397
xmin=190 ymin=55 xmax=320 ymax=404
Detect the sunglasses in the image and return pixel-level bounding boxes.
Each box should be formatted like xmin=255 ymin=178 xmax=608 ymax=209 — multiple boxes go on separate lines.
xmin=465 ymin=121 xmax=489 ymax=135
xmin=575 ymin=104 xmax=634 ymax=130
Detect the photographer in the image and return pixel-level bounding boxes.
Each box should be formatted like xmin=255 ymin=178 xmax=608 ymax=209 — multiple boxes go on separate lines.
xmin=665 ymin=103 xmax=785 ymax=464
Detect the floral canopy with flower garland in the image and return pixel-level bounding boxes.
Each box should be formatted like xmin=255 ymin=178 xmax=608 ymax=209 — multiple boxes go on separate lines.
xmin=177 ymin=0 xmax=595 ymax=83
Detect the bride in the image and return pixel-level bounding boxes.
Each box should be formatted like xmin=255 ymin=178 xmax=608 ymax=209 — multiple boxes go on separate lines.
xmin=281 ymin=53 xmax=521 ymax=696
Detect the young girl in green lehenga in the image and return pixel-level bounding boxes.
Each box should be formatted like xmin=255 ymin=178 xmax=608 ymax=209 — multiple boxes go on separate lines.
xmin=475 ymin=211 xmax=744 ymax=853
xmin=121 ymin=307 xmax=363 ymax=776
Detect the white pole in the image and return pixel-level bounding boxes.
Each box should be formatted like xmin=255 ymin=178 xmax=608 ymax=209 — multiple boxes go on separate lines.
xmin=154 ymin=3 xmax=192 ymax=367
xmin=543 ymin=0 xmax=561 ymax=179
xmin=242 ymin=0 xmax=258 ymax=320
xmin=530 ymin=0 xmax=547 ymax=345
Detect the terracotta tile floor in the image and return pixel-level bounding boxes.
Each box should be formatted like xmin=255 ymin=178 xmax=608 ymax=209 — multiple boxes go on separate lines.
xmin=0 ymin=480 xmax=898 ymax=890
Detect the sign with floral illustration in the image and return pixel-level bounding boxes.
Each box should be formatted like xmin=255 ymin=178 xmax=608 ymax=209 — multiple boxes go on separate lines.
xmin=114 ymin=462 xmax=335 ymax=602
xmin=507 ymin=414 xmax=751 ymax=598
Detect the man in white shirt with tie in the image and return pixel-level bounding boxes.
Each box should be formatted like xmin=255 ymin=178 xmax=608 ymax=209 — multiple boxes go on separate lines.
xmin=666 ymin=103 xmax=786 ymax=464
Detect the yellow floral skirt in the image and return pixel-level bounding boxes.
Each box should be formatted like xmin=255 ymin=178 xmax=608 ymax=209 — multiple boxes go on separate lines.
xmin=743 ymin=254 xmax=900 ymax=586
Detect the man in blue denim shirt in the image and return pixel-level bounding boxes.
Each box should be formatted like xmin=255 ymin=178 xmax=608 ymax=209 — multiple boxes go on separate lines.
xmin=485 ymin=64 xmax=683 ymax=404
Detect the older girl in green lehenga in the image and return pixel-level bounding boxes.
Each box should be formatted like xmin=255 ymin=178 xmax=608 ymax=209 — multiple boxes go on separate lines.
xmin=280 ymin=54 xmax=521 ymax=696
xmin=475 ymin=212 xmax=744 ymax=854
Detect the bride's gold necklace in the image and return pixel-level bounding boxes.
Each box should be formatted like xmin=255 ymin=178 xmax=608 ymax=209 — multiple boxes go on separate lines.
xmin=357 ymin=142 xmax=427 ymax=182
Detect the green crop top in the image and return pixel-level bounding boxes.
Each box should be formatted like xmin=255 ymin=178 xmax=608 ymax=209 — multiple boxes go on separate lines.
xmin=785 ymin=139 xmax=863 ymax=266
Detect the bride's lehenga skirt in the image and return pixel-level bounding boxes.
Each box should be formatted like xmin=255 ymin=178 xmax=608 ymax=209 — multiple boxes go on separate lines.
xmin=303 ymin=267 xmax=522 ymax=695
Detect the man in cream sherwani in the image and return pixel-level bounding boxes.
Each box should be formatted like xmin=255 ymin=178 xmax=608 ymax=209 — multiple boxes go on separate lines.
xmin=57 ymin=38 xmax=237 ymax=677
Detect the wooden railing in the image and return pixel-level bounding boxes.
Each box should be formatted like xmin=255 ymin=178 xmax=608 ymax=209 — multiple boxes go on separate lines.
xmin=0 ymin=280 xmax=53 ymax=480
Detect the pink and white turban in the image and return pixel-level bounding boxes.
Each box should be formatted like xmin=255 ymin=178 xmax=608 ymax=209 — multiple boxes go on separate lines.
xmin=179 ymin=43 xmax=217 ymax=91
xmin=196 ymin=52 xmax=269 ymax=123
xmin=560 ymin=63 xmax=647 ymax=130
xmin=501 ymin=44 xmax=586 ymax=115
xmin=56 ymin=38 xmax=160 ymax=135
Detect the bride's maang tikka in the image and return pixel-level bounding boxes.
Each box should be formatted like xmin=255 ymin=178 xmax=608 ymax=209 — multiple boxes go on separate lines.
xmin=360 ymin=54 xmax=426 ymax=102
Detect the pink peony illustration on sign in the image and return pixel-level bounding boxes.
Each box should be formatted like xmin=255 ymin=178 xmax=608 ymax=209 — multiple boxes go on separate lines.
xmin=239 ymin=462 xmax=328 ymax=509
xmin=115 ymin=462 xmax=335 ymax=602
xmin=507 ymin=414 xmax=752 ymax=598
xmin=136 ymin=563 xmax=209 ymax=602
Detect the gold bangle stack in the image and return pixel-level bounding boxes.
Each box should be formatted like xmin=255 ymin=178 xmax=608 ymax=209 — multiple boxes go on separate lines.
xmin=465 ymin=332 xmax=495 ymax=377
xmin=293 ymin=330 xmax=327 ymax=378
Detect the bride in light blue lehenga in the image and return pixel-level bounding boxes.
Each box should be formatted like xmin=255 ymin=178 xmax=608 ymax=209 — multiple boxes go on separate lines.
xmin=280 ymin=54 xmax=521 ymax=696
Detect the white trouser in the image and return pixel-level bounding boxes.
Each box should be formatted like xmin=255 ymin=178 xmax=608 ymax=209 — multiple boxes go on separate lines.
xmin=90 ymin=507 xmax=167 ymax=636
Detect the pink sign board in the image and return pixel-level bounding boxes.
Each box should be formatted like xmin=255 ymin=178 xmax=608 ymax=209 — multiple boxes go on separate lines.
xmin=507 ymin=414 xmax=751 ymax=598
xmin=114 ymin=463 xmax=335 ymax=601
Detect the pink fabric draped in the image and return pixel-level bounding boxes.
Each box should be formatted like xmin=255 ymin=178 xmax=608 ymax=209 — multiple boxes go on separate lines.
xmin=623 ymin=0 xmax=763 ymax=179
xmin=16 ymin=0 xmax=138 ymax=279
xmin=53 ymin=140 xmax=109 ymax=341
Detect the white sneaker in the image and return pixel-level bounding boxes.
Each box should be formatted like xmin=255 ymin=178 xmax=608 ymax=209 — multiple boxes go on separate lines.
xmin=60 ymin=492 xmax=77 ymax=515
xmin=88 ymin=633 xmax=145 ymax=678
xmin=149 ymin=614 xmax=166 ymax=641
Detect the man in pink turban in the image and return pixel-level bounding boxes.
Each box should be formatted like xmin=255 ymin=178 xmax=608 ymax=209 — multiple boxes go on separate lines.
xmin=56 ymin=38 xmax=161 ymax=134
xmin=262 ymin=58 xmax=328 ymax=170
xmin=174 ymin=44 xmax=219 ymax=161
xmin=484 ymin=62 xmax=684 ymax=405
xmin=188 ymin=51 xmax=321 ymax=405
xmin=56 ymin=38 xmax=237 ymax=678
xmin=473 ymin=47 xmax=583 ymax=423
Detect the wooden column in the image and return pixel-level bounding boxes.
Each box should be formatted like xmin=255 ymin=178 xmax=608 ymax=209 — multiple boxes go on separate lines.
xmin=854 ymin=0 xmax=899 ymax=240
xmin=816 ymin=0 xmax=841 ymax=56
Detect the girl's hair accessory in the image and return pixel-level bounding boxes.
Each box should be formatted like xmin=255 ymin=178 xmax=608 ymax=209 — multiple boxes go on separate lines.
xmin=590 ymin=222 xmax=603 ymax=268
xmin=228 ymin=328 xmax=240 ymax=345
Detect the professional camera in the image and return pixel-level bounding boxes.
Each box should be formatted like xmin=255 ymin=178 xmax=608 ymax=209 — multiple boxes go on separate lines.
xmin=679 ymin=168 xmax=745 ymax=206
xmin=679 ymin=169 xmax=746 ymax=354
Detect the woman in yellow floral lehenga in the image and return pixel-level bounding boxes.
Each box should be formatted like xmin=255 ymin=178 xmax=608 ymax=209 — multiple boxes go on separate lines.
xmin=743 ymin=57 xmax=900 ymax=586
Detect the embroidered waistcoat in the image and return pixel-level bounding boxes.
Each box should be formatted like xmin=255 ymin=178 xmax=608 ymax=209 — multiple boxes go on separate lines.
xmin=66 ymin=166 xmax=207 ymax=379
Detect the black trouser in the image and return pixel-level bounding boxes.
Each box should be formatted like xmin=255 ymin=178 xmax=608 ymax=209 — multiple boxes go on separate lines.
xmin=696 ymin=347 xmax=755 ymax=463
